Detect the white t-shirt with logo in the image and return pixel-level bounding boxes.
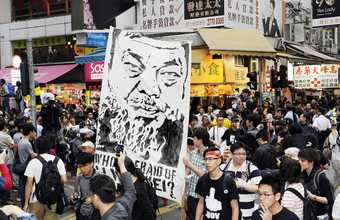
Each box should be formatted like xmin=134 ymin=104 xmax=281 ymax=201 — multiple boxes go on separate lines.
xmin=24 ymin=153 xmax=66 ymax=203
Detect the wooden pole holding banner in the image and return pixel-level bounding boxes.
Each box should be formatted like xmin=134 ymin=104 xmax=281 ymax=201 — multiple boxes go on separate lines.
xmin=27 ymin=38 xmax=36 ymax=126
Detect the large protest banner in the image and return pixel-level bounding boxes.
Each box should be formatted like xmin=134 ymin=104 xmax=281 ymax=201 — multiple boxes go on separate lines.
xmin=95 ymin=29 xmax=191 ymax=202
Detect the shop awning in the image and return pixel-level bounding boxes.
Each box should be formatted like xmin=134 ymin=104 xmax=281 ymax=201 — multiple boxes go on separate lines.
xmin=35 ymin=64 xmax=78 ymax=83
xmin=75 ymin=48 xmax=106 ymax=64
xmin=0 ymin=68 xmax=12 ymax=82
xmin=286 ymin=42 xmax=339 ymax=63
xmin=276 ymin=52 xmax=315 ymax=62
xmin=198 ymin=28 xmax=277 ymax=57
xmin=0 ymin=64 xmax=80 ymax=84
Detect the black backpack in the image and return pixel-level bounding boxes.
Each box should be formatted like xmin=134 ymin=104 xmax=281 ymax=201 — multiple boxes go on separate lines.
xmin=285 ymin=187 xmax=317 ymax=220
xmin=144 ymin=178 xmax=159 ymax=213
xmin=35 ymin=156 xmax=63 ymax=205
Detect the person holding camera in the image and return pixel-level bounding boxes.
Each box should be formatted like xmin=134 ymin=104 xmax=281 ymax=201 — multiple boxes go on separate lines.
xmin=71 ymin=152 xmax=100 ymax=220
xmin=88 ymin=151 xmax=136 ymax=220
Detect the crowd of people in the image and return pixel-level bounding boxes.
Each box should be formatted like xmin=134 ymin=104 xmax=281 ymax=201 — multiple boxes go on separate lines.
xmin=0 ymin=85 xmax=340 ymax=220
xmin=0 ymin=93 xmax=158 ymax=220
xmin=183 ymin=89 xmax=340 ymax=220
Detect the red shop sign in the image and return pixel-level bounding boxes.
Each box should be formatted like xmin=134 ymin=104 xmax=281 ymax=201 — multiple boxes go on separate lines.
xmin=84 ymin=62 xmax=104 ymax=82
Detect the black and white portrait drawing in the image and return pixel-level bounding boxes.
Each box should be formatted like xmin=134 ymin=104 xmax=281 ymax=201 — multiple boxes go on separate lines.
xmin=96 ymin=30 xmax=191 ymax=168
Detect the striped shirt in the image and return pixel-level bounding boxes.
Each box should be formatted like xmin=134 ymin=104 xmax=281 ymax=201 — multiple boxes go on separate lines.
xmin=223 ymin=160 xmax=262 ymax=219
xmin=282 ymin=182 xmax=304 ymax=220
xmin=187 ymin=149 xmax=206 ymax=198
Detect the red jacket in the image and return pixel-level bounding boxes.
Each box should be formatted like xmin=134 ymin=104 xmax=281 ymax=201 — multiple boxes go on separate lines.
xmin=0 ymin=164 xmax=12 ymax=190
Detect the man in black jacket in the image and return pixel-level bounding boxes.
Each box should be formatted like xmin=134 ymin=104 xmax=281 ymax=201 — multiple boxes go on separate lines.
xmin=253 ymin=129 xmax=278 ymax=171
xmin=282 ymin=123 xmax=307 ymax=150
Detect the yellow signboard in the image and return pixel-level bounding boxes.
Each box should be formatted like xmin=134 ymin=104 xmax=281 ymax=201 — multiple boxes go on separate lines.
xmin=227 ymin=66 xmax=249 ymax=84
xmin=190 ymin=84 xmax=247 ymax=97
xmin=191 ymin=57 xmax=224 ymax=84
xmin=34 ymin=87 xmax=42 ymax=96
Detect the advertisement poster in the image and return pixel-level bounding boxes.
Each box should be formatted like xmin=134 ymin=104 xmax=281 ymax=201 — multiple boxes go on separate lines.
xmin=140 ymin=0 xmax=183 ymax=30
xmin=84 ymin=62 xmax=104 ymax=82
xmin=96 ymin=30 xmax=191 ymax=202
xmin=224 ymin=0 xmax=260 ymax=29
xmin=312 ymin=0 xmax=340 ymax=27
xmin=294 ymin=64 xmax=339 ymax=89
xmin=261 ymin=0 xmax=282 ymax=38
xmin=83 ymin=0 xmax=135 ymax=30
xmin=184 ymin=0 xmax=225 ymax=27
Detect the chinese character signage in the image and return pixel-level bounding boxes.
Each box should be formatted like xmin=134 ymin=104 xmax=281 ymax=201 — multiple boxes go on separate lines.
xmin=227 ymin=67 xmax=249 ymax=84
xmin=224 ymin=0 xmax=260 ymax=29
xmin=293 ymin=65 xmax=339 ymax=89
xmin=312 ymin=0 xmax=340 ymax=27
xmin=184 ymin=0 xmax=225 ymax=27
xmin=140 ymin=0 xmax=182 ymax=30
xmin=191 ymin=57 xmax=224 ymax=84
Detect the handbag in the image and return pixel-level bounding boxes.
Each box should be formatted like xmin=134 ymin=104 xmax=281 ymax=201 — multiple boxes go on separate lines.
xmin=12 ymin=152 xmax=30 ymax=175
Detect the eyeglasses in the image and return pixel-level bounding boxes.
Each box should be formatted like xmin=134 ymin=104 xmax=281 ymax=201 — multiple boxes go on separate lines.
xmin=204 ymin=157 xmax=220 ymax=162
xmin=256 ymin=193 xmax=274 ymax=198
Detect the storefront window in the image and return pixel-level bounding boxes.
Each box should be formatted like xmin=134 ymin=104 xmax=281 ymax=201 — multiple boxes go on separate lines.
xmin=12 ymin=0 xmax=71 ymax=21
xmin=12 ymin=36 xmax=75 ymax=64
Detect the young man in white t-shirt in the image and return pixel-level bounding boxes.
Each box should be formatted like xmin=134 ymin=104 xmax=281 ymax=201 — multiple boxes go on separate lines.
xmin=23 ymin=136 xmax=67 ymax=220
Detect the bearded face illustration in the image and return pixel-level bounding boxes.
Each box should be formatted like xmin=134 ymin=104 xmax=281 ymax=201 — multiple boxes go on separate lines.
xmin=97 ymin=32 xmax=189 ymax=167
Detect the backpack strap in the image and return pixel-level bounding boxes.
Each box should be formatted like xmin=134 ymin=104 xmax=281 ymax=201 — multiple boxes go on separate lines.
xmin=285 ymin=188 xmax=305 ymax=201
xmin=222 ymin=173 xmax=231 ymax=194
xmin=36 ymin=155 xmax=47 ymax=166
xmin=52 ymin=157 xmax=59 ymax=166
xmin=223 ymin=159 xmax=232 ymax=172
xmin=313 ymin=169 xmax=323 ymax=194
xmin=246 ymin=161 xmax=251 ymax=180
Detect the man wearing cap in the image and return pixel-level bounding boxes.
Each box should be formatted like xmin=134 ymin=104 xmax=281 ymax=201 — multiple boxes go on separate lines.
xmin=219 ymin=117 xmax=244 ymax=151
xmin=76 ymin=141 xmax=95 ymax=176
xmin=79 ymin=141 xmax=95 ymax=155
xmin=195 ymin=148 xmax=239 ymax=220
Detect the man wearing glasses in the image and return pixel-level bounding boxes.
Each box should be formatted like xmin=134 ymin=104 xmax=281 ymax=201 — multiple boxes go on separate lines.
xmin=221 ymin=142 xmax=262 ymax=219
xmin=195 ymin=148 xmax=239 ymax=220
xmin=252 ymin=176 xmax=299 ymax=220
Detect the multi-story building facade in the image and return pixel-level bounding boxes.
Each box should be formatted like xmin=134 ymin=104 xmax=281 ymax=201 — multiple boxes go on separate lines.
xmin=0 ymin=0 xmax=74 ymax=68
xmin=284 ymin=0 xmax=340 ymax=57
